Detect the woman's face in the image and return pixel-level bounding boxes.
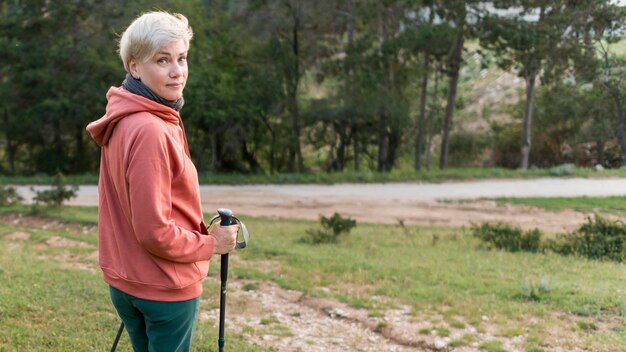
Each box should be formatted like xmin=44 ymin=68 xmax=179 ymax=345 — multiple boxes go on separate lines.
xmin=129 ymin=39 xmax=188 ymax=101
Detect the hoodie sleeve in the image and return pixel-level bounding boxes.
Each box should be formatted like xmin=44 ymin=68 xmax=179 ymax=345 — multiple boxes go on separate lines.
xmin=125 ymin=119 xmax=214 ymax=263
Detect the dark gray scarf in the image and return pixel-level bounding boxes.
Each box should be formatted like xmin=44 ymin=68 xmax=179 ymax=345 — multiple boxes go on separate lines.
xmin=122 ymin=74 xmax=184 ymax=111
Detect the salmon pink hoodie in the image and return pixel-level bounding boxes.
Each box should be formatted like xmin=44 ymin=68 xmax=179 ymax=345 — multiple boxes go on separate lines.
xmin=86 ymin=87 xmax=214 ymax=302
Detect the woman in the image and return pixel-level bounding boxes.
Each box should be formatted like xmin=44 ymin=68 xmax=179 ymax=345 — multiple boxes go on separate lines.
xmin=86 ymin=11 xmax=238 ymax=352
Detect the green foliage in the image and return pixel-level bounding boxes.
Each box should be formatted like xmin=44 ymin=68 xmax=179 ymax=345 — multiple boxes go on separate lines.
xmin=304 ymin=212 xmax=357 ymax=244
xmin=0 ymin=1 xmax=624 ymax=175
xmin=31 ymin=173 xmax=78 ymax=208
xmin=0 ymin=185 xmax=23 ymax=206
xmin=474 ymin=215 xmax=626 ymax=262
xmin=447 ymin=131 xmax=490 ymax=167
xmin=549 ymin=215 xmax=626 ymax=262
xmin=549 ymin=163 xmax=577 ymax=176
xmin=489 ymin=121 xmax=521 ymax=168
xmin=471 ymin=222 xmax=542 ymax=252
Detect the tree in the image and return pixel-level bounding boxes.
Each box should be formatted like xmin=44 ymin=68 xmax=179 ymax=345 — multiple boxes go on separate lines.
xmin=480 ymin=0 xmax=617 ymax=170
xmin=433 ymin=0 xmax=483 ymax=170
xmin=0 ymin=0 xmax=136 ymax=174
xmin=399 ymin=1 xmax=455 ymax=170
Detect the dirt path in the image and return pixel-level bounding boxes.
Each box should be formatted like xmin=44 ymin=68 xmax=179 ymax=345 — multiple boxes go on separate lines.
xmin=18 ymin=177 xmax=626 ymax=232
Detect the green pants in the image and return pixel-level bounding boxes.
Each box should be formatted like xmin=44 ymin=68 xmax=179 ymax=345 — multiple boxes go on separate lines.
xmin=109 ymin=286 xmax=200 ymax=352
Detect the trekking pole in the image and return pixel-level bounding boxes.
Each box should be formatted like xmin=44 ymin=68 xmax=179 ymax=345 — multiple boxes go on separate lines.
xmin=110 ymin=321 xmax=124 ymax=352
xmin=209 ymin=208 xmax=250 ymax=352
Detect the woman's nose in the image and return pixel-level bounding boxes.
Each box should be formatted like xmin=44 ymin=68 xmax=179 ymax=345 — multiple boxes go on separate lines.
xmin=170 ymin=62 xmax=184 ymax=77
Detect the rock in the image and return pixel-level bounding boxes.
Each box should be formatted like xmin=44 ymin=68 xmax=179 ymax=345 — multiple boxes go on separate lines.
xmin=595 ymin=164 xmax=604 ymax=171
xmin=434 ymin=338 xmax=448 ymax=349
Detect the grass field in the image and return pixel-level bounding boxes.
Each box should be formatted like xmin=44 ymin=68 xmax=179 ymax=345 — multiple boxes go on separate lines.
xmin=492 ymin=195 xmax=626 ymax=215
xmin=3 ymin=166 xmax=626 ymax=186
xmin=0 ymin=204 xmax=624 ymax=351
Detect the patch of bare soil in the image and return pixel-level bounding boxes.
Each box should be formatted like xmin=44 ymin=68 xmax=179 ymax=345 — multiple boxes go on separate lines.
xmin=37 ymin=236 xmax=94 ymax=249
xmin=3 ymin=231 xmax=31 ymax=241
xmin=0 ymin=214 xmax=98 ymax=273
xmin=0 ymin=213 xmax=97 ymax=235
xmin=198 ymin=280 xmax=619 ymax=352
xmin=201 ymin=192 xmax=596 ymax=234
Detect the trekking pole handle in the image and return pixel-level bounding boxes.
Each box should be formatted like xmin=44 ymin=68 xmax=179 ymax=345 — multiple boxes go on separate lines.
xmin=209 ymin=208 xmax=250 ymax=250
xmin=217 ymin=208 xmax=233 ymax=226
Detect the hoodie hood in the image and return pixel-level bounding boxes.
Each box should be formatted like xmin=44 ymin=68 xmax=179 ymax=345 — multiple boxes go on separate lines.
xmin=86 ymin=87 xmax=181 ymax=146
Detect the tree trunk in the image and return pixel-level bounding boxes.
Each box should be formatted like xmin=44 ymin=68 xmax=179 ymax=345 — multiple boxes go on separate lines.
xmin=426 ymin=68 xmax=441 ymax=170
xmin=353 ymin=127 xmax=360 ymax=172
xmin=241 ymin=140 xmax=263 ymax=174
xmin=288 ymin=9 xmax=304 ymax=173
xmin=334 ymin=125 xmax=348 ymax=171
xmin=608 ymin=90 xmax=626 ymax=166
xmin=377 ymin=114 xmax=388 ymax=172
xmin=415 ymin=54 xmax=430 ymax=171
xmin=439 ymin=29 xmax=464 ymax=170
xmin=387 ymin=127 xmax=400 ymax=171
xmin=210 ymin=132 xmax=218 ymax=171
xmin=595 ymin=139 xmax=605 ymax=167
xmin=74 ymin=123 xmax=84 ymax=172
xmin=520 ymin=73 xmax=536 ymax=170
xmin=3 ymin=108 xmax=16 ymax=175
xmin=346 ymin=0 xmax=359 ymax=172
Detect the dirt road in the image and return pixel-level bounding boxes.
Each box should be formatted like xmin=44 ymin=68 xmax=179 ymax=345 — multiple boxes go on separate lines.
xmin=18 ymin=177 xmax=626 ymax=232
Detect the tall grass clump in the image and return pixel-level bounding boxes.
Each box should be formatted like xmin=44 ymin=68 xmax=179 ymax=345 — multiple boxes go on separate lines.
xmin=0 ymin=185 xmax=23 ymax=206
xmin=303 ymin=212 xmax=357 ymax=244
xmin=547 ymin=215 xmax=626 ymax=262
xmin=471 ymin=222 xmax=541 ymax=252
xmin=31 ymin=173 xmax=78 ymax=208
xmin=473 ymin=215 xmax=626 ymax=262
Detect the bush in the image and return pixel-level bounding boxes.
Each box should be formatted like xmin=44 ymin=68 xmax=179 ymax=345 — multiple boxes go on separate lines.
xmin=31 ymin=173 xmax=78 ymax=208
xmin=304 ymin=212 xmax=357 ymax=244
xmin=550 ymin=215 xmax=626 ymax=262
xmin=0 ymin=185 xmax=23 ymax=206
xmin=549 ymin=163 xmax=577 ymax=176
xmin=471 ymin=222 xmax=542 ymax=252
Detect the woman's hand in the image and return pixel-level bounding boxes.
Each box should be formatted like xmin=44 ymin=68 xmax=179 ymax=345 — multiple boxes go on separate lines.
xmin=210 ymin=223 xmax=239 ymax=255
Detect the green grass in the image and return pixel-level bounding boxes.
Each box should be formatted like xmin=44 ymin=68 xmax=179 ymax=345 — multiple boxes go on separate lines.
xmin=3 ymin=166 xmax=626 ymax=185
xmin=233 ymin=217 xmax=626 ymax=350
xmin=492 ymin=196 xmax=626 ymax=215
xmin=1 ymin=207 xmax=625 ymax=351
xmin=0 ymin=216 xmax=266 ymax=352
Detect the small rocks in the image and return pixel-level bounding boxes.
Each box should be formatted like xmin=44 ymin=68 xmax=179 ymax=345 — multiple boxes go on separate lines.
xmin=434 ymin=337 xmax=449 ymax=349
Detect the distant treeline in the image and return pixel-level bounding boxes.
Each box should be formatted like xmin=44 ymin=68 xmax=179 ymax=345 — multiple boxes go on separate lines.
xmin=1 ymin=0 xmax=625 ymax=176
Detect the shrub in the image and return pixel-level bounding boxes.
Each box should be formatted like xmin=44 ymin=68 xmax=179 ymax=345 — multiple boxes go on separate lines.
xmin=31 ymin=173 xmax=78 ymax=208
xmin=471 ymin=222 xmax=542 ymax=253
xmin=0 ymin=185 xmax=23 ymax=206
xmin=304 ymin=212 xmax=357 ymax=244
xmin=519 ymin=276 xmax=552 ymax=301
xmin=551 ymin=215 xmax=626 ymax=262
xmin=549 ymin=163 xmax=577 ymax=176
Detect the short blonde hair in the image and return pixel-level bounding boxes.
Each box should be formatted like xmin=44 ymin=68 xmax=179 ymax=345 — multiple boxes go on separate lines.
xmin=119 ymin=11 xmax=193 ymax=73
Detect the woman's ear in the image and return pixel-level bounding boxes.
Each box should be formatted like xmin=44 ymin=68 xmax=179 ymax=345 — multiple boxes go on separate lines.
xmin=129 ymin=60 xmax=140 ymax=80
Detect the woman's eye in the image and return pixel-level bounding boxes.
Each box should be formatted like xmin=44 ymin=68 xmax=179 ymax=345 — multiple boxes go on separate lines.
xmin=157 ymin=58 xmax=168 ymax=64
xmin=179 ymin=57 xmax=187 ymax=63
